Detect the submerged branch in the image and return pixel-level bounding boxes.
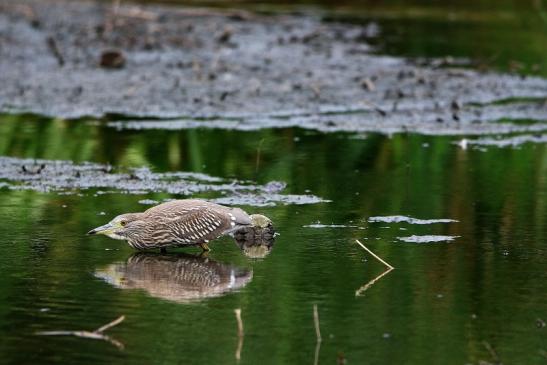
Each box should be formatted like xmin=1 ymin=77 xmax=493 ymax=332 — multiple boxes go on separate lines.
xmin=355 ymin=267 xmax=394 ymax=296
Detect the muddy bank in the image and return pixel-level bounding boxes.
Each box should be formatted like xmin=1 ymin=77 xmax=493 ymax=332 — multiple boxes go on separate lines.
xmin=0 ymin=0 xmax=546 ymax=136
xmin=0 ymin=156 xmax=327 ymax=206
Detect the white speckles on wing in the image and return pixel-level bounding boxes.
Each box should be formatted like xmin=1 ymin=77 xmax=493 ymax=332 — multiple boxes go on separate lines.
xmin=162 ymin=206 xmax=233 ymax=245
xmin=125 ymin=199 xmax=252 ymax=249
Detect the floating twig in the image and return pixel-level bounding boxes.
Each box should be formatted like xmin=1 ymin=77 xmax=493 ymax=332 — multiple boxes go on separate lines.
xmin=313 ymin=304 xmax=322 ymax=365
xmin=96 ymin=315 xmax=125 ymax=333
xmin=313 ymin=304 xmax=321 ymax=342
xmin=234 ymin=308 xmax=244 ymax=361
xmin=36 ymin=315 xmax=125 ymax=350
xmin=234 ymin=308 xmax=244 ymax=337
xmin=355 ymin=239 xmax=394 ymax=270
xmin=314 ymin=337 xmax=321 ymax=365
xmin=354 ymin=239 xmax=394 ymax=296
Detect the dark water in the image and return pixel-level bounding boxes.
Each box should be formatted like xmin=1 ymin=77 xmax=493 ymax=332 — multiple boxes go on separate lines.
xmin=1 ymin=2 xmax=547 ymax=364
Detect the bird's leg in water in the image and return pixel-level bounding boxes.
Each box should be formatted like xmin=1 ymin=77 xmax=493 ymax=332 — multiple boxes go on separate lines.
xmin=199 ymin=242 xmax=211 ymax=251
xmin=160 ymin=247 xmax=167 ymax=254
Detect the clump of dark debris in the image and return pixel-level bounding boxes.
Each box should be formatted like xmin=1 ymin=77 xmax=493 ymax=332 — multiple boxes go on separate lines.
xmin=0 ymin=156 xmax=327 ymax=206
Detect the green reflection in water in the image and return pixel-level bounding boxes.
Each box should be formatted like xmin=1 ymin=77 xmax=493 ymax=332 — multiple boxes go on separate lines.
xmin=0 ymin=114 xmax=546 ymax=364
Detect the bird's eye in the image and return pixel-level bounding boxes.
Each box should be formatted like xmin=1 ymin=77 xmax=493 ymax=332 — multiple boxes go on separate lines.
xmin=120 ymin=221 xmax=126 ymax=226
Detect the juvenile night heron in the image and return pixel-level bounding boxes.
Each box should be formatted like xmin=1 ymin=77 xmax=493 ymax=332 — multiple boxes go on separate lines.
xmin=88 ymin=199 xmax=272 ymax=251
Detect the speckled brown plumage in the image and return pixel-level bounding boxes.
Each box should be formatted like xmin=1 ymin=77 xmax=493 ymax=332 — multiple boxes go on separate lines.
xmin=88 ymin=199 xmax=253 ymax=250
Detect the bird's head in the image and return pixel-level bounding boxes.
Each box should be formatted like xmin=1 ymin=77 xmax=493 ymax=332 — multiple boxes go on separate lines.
xmin=87 ymin=213 xmax=142 ymax=240
xmin=249 ymin=214 xmax=273 ymax=229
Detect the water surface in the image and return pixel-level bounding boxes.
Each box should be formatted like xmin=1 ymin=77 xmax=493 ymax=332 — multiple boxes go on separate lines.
xmin=0 ymin=115 xmax=546 ymax=365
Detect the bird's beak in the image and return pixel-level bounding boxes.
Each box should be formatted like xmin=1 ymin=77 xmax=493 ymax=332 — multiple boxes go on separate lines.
xmin=87 ymin=222 xmax=115 ymax=235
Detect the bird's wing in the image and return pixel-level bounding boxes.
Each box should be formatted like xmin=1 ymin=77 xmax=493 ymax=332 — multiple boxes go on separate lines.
xmin=143 ymin=200 xmax=251 ymax=224
xmin=143 ymin=200 xmax=205 ymax=220
xmin=164 ymin=206 xmax=234 ymax=245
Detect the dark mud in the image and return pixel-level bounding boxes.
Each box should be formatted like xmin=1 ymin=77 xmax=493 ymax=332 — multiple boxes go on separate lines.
xmin=0 ymin=0 xmax=546 ymax=136
xmin=0 ymin=156 xmax=327 ymax=206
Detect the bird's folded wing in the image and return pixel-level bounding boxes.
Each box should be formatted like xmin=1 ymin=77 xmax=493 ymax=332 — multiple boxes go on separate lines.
xmin=165 ymin=207 xmax=232 ymax=245
xmin=143 ymin=200 xmax=204 ymax=220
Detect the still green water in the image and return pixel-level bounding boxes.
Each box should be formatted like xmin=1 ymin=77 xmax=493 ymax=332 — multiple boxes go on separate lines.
xmin=1 ymin=2 xmax=547 ymax=364
xmin=0 ymin=115 xmax=546 ymax=364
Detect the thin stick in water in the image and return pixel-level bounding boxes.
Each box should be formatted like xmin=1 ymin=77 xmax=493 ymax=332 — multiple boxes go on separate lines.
xmin=36 ymin=316 xmax=125 ymax=350
xmin=234 ymin=308 xmax=244 ymax=337
xmin=314 ymin=338 xmax=321 ymax=365
xmin=355 ymin=239 xmax=394 ymax=270
xmin=313 ymin=304 xmax=322 ymax=365
xmin=96 ymin=315 xmax=125 ymax=333
xmin=313 ymin=304 xmax=322 ymax=342
xmin=234 ymin=308 xmax=244 ymax=361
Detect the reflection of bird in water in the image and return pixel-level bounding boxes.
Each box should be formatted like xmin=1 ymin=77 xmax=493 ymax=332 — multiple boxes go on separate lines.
xmin=87 ymin=199 xmax=272 ymax=251
xmin=94 ymin=253 xmax=253 ymax=303
xmin=233 ymin=215 xmax=276 ymax=259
